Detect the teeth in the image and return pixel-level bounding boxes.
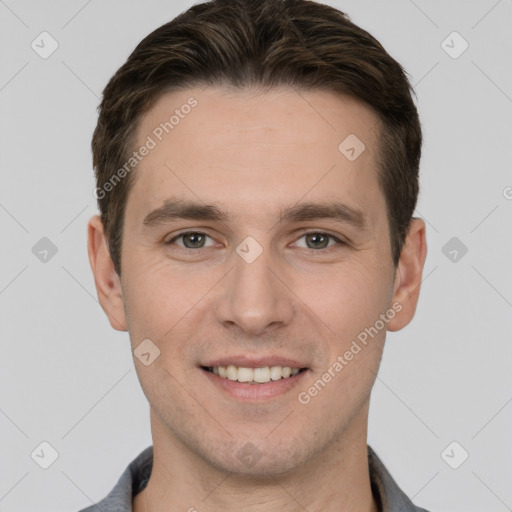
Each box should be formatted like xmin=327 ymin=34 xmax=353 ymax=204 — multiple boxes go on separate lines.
xmin=209 ymin=365 xmax=302 ymax=383
xmin=226 ymin=365 xmax=238 ymax=381
xmin=253 ymin=367 xmax=270 ymax=383
xmin=270 ymin=366 xmax=283 ymax=380
xmin=237 ymin=367 xmax=253 ymax=382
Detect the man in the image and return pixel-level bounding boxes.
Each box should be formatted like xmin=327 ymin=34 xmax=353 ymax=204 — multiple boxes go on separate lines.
xmin=82 ymin=0 xmax=428 ymax=510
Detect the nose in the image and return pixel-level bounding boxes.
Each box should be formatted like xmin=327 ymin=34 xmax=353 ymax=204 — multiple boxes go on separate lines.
xmin=214 ymin=239 xmax=295 ymax=337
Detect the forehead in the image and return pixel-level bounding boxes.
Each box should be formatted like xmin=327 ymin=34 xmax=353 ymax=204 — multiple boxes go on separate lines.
xmin=127 ymin=86 xmax=384 ymax=228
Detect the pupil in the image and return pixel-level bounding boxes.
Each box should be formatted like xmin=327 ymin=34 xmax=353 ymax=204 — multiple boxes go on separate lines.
xmin=185 ymin=233 xmax=204 ymax=248
xmin=307 ymin=233 xmax=328 ymax=249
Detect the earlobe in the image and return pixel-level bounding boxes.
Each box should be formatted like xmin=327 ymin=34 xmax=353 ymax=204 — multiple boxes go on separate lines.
xmin=387 ymin=218 xmax=427 ymax=332
xmin=87 ymin=215 xmax=127 ymax=331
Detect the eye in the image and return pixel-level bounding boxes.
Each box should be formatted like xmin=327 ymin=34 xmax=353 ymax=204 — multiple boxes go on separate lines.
xmin=165 ymin=230 xmax=345 ymax=252
xmin=166 ymin=231 xmax=216 ymax=249
xmin=293 ymin=232 xmax=344 ymax=250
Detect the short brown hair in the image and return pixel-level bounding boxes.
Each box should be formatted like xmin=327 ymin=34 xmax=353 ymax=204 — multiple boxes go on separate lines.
xmin=92 ymin=0 xmax=421 ymax=276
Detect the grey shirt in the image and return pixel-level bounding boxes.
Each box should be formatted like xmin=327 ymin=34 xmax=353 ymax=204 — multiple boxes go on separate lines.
xmin=78 ymin=445 xmax=430 ymax=511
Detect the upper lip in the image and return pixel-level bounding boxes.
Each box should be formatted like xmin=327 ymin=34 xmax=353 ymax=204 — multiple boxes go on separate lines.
xmin=201 ymin=355 xmax=309 ymax=369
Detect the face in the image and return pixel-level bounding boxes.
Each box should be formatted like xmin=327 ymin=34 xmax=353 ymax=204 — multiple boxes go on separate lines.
xmin=89 ymin=86 xmax=426 ymax=478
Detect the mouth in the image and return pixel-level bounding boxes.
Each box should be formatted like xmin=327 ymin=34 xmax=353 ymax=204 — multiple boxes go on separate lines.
xmin=200 ymin=361 xmax=310 ymax=401
xmin=199 ymin=355 xmax=311 ymax=401
xmin=201 ymin=365 xmax=308 ymax=384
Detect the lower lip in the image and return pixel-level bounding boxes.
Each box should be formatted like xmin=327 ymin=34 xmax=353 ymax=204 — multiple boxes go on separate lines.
xmin=200 ymin=368 xmax=308 ymax=401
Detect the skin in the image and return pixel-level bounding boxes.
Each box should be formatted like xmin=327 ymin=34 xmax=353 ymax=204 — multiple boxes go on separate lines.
xmin=88 ymin=86 xmax=427 ymax=512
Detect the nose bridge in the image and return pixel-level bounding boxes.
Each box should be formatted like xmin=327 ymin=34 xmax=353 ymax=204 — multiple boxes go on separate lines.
xmin=215 ymin=235 xmax=293 ymax=334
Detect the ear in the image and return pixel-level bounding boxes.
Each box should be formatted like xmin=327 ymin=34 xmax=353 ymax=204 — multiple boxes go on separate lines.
xmin=87 ymin=215 xmax=127 ymax=331
xmin=387 ymin=218 xmax=427 ymax=332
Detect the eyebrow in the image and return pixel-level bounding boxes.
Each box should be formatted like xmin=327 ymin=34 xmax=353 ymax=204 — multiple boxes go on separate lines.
xmin=142 ymin=198 xmax=367 ymax=230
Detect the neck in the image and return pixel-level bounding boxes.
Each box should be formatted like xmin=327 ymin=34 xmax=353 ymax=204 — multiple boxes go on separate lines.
xmin=134 ymin=407 xmax=378 ymax=512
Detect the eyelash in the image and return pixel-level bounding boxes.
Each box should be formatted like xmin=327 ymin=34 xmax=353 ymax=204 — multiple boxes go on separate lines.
xmin=165 ymin=231 xmax=345 ymax=253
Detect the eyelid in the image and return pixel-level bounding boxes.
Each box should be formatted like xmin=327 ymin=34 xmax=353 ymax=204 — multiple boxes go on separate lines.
xmin=165 ymin=229 xmax=346 ymax=250
xmin=290 ymin=231 xmax=345 ymax=250
xmin=165 ymin=230 xmax=217 ymax=247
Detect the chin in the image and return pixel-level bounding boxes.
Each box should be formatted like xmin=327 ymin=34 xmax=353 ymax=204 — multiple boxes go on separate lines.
xmin=199 ymin=437 xmax=314 ymax=479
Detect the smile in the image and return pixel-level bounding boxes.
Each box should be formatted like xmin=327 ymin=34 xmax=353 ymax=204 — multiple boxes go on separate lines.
xmin=200 ymin=364 xmax=309 ymax=401
xmin=203 ymin=365 xmax=306 ymax=384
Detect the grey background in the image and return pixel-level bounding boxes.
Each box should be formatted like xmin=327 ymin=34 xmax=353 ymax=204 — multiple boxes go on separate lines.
xmin=1 ymin=0 xmax=511 ymax=511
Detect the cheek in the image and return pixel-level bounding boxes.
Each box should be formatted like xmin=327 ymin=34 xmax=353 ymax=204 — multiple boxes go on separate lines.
xmin=302 ymin=260 xmax=388 ymax=340
xmin=122 ymin=255 xmax=191 ymax=342
xmin=122 ymin=253 xmax=223 ymax=362
xmin=295 ymin=264 xmax=387 ymax=416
